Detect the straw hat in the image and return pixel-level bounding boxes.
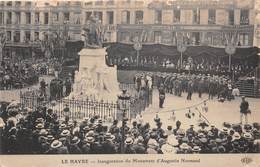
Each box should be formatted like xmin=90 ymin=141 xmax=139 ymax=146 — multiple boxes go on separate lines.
xmin=192 ymin=146 xmax=201 ymax=152
xmin=51 ymin=140 xmax=62 ymax=149
xmin=243 ymin=133 xmax=253 ymax=140
xmin=71 ymin=136 xmax=80 ymax=145
xmin=86 ymin=130 xmax=95 ymax=137
xmin=125 ymin=138 xmax=133 ymax=145
xmin=47 ymin=135 xmax=55 ymax=142
xmin=60 ymin=130 xmax=70 ymax=137
xmin=232 ymin=132 xmax=241 ymax=141
xmin=161 ymin=144 xmax=175 ymax=154
xmin=105 ymin=133 xmax=115 ymax=140
xmin=179 ymin=143 xmax=190 ymax=150
xmin=35 ymin=123 xmax=44 ymax=129
xmin=59 ymin=123 xmax=67 ymax=129
xmin=39 ymin=129 xmax=48 ymax=136
xmin=85 ymin=136 xmax=95 ymax=143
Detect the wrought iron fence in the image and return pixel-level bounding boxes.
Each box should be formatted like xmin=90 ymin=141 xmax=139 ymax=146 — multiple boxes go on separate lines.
xmin=20 ymin=86 xmax=152 ymax=121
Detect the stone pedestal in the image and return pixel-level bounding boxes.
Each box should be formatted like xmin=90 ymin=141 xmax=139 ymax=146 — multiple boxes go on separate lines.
xmin=69 ymin=48 xmax=119 ymax=102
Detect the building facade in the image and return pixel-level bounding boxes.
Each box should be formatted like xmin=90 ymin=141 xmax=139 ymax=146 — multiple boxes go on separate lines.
xmin=0 ymin=0 xmax=256 ymax=47
xmin=254 ymin=0 xmax=260 ymax=47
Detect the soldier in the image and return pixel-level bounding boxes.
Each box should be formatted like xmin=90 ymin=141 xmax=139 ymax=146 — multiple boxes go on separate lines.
xmin=198 ymin=78 xmax=204 ymax=98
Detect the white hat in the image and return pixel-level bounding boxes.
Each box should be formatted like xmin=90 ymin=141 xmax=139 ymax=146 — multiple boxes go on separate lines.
xmin=232 ymin=132 xmax=241 ymax=141
xmin=167 ymin=135 xmax=179 ymax=146
xmin=161 ymin=144 xmax=176 ymax=154
xmin=51 ymin=140 xmax=62 ymax=149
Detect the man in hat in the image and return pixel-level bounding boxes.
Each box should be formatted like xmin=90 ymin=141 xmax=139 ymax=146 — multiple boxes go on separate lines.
xmin=40 ymin=78 xmax=47 ymax=96
xmin=186 ymin=80 xmax=193 ymax=100
xmin=132 ymin=136 xmax=146 ymax=153
xmin=68 ymin=136 xmax=82 ymax=154
xmin=48 ymin=140 xmax=68 ymax=154
xmin=109 ymin=119 xmax=118 ymax=134
xmin=158 ymin=84 xmax=166 ymax=108
xmin=173 ymin=120 xmax=182 ymax=135
xmin=124 ymin=138 xmax=136 ymax=154
xmin=102 ymin=133 xmax=116 ymax=154
xmin=240 ymin=96 xmax=250 ymax=124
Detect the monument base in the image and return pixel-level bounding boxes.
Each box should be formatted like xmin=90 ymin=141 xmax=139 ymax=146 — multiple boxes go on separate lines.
xmin=68 ymin=48 xmax=120 ymax=102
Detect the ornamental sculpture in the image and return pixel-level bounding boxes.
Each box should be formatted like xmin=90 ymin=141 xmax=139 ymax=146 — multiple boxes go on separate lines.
xmin=82 ymin=15 xmax=104 ymax=48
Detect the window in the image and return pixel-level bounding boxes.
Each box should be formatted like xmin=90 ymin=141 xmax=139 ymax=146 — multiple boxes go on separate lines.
xmin=0 ymin=2 xmax=4 ymax=6
xmin=121 ymin=11 xmax=130 ymax=24
xmin=85 ymin=2 xmax=93 ymax=6
xmin=94 ymin=11 xmax=102 ymax=23
xmin=25 ymin=1 xmax=31 ymax=6
xmin=6 ymin=1 xmax=12 ymax=6
xmin=193 ymin=9 xmax=200 ymax=24
xmin=25 ymin=12 xmax=31 ymax=24
xmin=6 ymin=31 xmax=11 ymax=41
xmin=53 ymin=12 xmax=59 ymax=22
xmin=35 ymin=12 xmax=40 ymax=24
xmin=240 ymin=9 xmax=249 ymax=25
xmin=14 ymin=31 xmax=20 ymax=42
xmin=107 ymin=11 xmax=114 ymax=24
xmin=239 ymin=33 xmax=249 ymax=46
xmin=154 ymin=31 xmax=162 ymax=43
xmin=6 ymin=12 xmax=12 ymax=24
xmin=154 ymin=10 xmax=162 ymax=24
xmin=0 ymin=12 xmax=4 ymax=25
xmin=85 ymin=12 xmax=92 ymax=23
xmin=228 ymin=10 xmax=234 ymax=25
xmin=15 ymin=12 xmax=21 ymax=24
xmin=44 ymin=13 xmax=49 ymax=24
xmin=173 ymin=9 xmax=181 ymax=23
xmin=95 ymin=0 xmax=103 ymax=5
xmin=25 ymin=31 xmax=31 ymax=42
xmin=15 ymin=1 xmax=21 ymax=7
xmin=34 ymin=32 xmax=39 ymax=41
xmin=135 ymin=11 xmax=143 ymax=24
xmin=208 ymin=9 xmax=216 ymax=24
xmin=64 ymin=12 xmax=70 ymax=21
xmin=107 ymin=0 xmax=114 ymax=5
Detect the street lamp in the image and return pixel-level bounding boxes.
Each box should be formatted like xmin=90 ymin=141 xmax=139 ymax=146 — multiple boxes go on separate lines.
xmin=117 ymin=89 xmax=131 ymax=154
xmin=225 ymin=44 xmax=236 ymax=72
xmin=133 ymin=41 xmax=142 ymax=67
xmin=177 ymin=42 xmax=187 ymax=69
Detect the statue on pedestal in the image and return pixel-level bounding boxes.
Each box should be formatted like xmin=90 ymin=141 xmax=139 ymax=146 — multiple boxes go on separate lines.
xmin=82 ymin=14 xmax=104 ymax=48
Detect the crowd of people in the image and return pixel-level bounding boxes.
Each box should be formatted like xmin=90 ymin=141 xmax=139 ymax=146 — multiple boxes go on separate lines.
xmin=0 ymin=101 xmax=259 ymax=154
xmin=0 ymin=61 xmax=39 ymax=90
xmin=134 ymin=71 xmax=235 ymax=101
xmin=113 ymin=55 xmax=255 ymax=78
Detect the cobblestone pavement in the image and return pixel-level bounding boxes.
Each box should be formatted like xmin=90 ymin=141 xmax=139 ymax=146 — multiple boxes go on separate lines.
xmin=140 ymin=90 xmax=260 ymax=130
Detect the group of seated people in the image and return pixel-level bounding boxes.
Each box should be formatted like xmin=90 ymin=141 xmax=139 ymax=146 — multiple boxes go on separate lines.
xmin=0 ymin=101 xmax=259 ymax=154
xmin=0 ymin=61 xmax=39 ymax=90
xmin=110 ymin=55 xmax=255 ymax=78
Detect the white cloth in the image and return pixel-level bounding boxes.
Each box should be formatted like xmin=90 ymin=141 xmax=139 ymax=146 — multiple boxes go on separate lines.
xmin=232 ymin=88 xmax=240 ymax=96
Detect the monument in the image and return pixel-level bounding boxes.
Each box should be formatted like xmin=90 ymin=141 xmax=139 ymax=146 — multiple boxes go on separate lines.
xmin=68 ymin=15 xmax=120 ymax=102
